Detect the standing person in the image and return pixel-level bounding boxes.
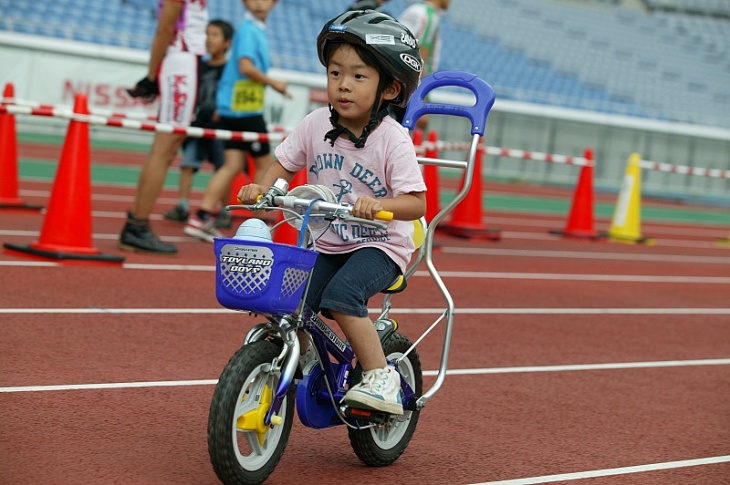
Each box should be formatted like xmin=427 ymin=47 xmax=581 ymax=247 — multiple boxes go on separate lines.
xmin=184 ymin=0 xmax=290 ymax=242
xmin=237 ymin=11 xmax=426 ymax=415
xmin=393 ymin=0 xmax=450 ymax=129
xmin=164 ymin=19 xmax=235 ymax=228
xmin=120 ymin=0 xmax=208 ymax=255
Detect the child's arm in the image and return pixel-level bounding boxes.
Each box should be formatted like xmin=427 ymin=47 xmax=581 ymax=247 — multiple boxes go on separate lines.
xmin=236 ymin=162 xmax=297 ymax=204
xmin=353 ymin=192 xmax=426 ymax=221
xmin=239 ymin=58 xmax=292 ymax=98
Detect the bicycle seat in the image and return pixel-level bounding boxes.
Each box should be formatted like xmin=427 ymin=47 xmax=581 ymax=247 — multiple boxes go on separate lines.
xmin=381 ymin=217 xmax=426 ymax=294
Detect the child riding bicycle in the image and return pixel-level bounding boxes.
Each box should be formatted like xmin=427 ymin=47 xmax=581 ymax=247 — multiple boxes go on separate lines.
xmin=237 ymin=10 xmax=426 ymax=415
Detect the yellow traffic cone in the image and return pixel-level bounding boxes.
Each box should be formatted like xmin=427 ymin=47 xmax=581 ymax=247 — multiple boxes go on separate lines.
xmin=717 ymin=231 xmax=730 ymax=247
xmin=608 ymin=153 xmax=654 ymax=245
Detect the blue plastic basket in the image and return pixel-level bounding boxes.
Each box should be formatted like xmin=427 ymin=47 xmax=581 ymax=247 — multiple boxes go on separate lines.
xmin=214 ymin=238 xmax=318 ymax=315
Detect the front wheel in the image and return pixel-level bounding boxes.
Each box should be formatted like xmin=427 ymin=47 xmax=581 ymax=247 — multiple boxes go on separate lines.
xmin=348 ymin=333 xmax=423 ymax=466
xmin=207 ymin=340 xmax=295 ymax=485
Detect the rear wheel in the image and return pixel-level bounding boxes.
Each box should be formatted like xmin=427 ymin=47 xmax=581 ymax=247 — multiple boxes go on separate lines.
xmin=207 ymin=340 xmax=295 ymax=485
xmin=348 ymin=333 xmax=422 ymax=466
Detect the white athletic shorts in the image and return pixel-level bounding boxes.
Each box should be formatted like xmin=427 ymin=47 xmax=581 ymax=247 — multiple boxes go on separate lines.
xmin=157 ymin=51 xmax=198 ymax=126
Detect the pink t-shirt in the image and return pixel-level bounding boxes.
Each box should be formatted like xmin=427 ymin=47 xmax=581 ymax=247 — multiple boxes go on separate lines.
xmin=275 ymin=107 xmax=426 ymax=273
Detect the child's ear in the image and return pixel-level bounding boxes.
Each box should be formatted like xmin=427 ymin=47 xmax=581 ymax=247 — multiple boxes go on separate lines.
xmin=382 ymin=80 xmax=402 ymax=102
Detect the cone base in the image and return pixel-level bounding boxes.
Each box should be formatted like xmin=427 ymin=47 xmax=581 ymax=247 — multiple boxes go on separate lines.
xmin=4 ymin=242 xmax=125 ymax=264
xmin=0 ymin=200 xmax=44 ymax=211
xmin=439 ymin=223 xmax=501 ymax=240
xmin=608 ymin=233 xmax=655 ymax=245
xmin=549 ymin=229 xmax=607 ymax=241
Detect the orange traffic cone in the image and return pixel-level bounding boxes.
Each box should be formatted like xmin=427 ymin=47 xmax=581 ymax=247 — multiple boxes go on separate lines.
xmin=550 ymin=147 xmax=604 ymax=240
xmin=0 ymin=83 xmax=43 ymax=211
xmin=423 ymin=130 xmax=440 ymax=224
xmin=3 ymin=94 xmax=124 ymax=264
xmin=439 ymin=144 xmax=501 ymax=240
xmin=272 ymin=169 xmax=306 ymax=246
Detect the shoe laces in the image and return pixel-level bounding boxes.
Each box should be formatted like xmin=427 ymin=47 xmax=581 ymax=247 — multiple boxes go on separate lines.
xmin=361 ymin=367 xmax=390 ymax=393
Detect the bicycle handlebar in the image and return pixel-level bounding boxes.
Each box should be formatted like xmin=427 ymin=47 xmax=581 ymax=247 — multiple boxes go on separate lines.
xmin=228 ymin=183 xmax=393 ymax=231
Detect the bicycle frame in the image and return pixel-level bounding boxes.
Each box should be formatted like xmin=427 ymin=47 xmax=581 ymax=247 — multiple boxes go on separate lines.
xmin=243 ymin=302 xmax=417 ymax=429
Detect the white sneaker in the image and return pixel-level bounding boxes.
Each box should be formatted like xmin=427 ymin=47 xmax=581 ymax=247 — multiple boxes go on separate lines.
xmin=344 ymin=365 xmax=403 ymax=415
xmin=184 ymin=216 xmax=223 ymax=243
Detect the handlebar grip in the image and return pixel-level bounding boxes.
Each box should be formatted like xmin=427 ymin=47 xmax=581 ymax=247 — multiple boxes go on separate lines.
xmin=402 ymin=70 xmax=496 ymax=136
xmin=375 ymin=210 xmax=394 ymax=221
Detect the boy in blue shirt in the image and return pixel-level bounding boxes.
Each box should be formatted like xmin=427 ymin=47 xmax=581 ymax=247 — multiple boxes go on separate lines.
xmin=185 ymin=0 xmax=290 ymax=242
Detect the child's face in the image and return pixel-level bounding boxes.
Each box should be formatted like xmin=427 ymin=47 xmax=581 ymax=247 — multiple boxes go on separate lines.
xmin=326 ymin=44 xmax=399 ymax=134
xmin=243 ymin=0 xmax=277 ymax=22
xmin=205 ymin=25 xmax=230 ymax=57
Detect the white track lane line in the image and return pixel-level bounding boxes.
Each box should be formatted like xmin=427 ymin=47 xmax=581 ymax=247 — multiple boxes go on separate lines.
xmin=2 ymin=259 xmax=730 ymax=283
xmin=469 ymin=455 xmax=730 ymax=484
xmin=1 ymin=307 xmax=730 ymax=315
xmin=2 ymin=359 xmax=728 ymax=393
xmin=442 ymin=247 xmax=730 ymax=265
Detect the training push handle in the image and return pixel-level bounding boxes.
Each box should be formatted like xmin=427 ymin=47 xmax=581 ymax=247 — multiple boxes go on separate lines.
xmin=402 ymin=70 xmax=496 ymax=136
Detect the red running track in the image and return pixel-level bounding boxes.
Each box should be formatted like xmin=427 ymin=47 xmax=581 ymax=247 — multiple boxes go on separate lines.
xmin=1 ymin=175 xmax=729 ymax=485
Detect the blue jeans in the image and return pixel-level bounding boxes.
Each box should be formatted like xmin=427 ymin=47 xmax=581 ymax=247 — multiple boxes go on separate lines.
xmin=305 ymin=248 xmax=400 ymax=318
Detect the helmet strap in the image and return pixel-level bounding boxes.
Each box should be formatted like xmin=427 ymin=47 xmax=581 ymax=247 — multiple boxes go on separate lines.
xmin=323 ymin=76 xmax=390 ymax=149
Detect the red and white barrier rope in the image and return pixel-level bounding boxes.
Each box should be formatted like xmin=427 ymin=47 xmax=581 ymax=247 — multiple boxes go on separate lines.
xmin=430 ymin=141 xmax=593 ymax=167
xmin=430 ymin=140 xmax=730 ymax=179
xmin=2 ymin=97 xmax=158 ymax=121
xmin=1 ymin=97 xmax=294 ymax=133
xmin=0 ymin=104 xmax=288 ymax=143
xmin=638 ymin=159 xmax=730 ymax=179
xmin=4 ymin=101 xmax=728 ymax=180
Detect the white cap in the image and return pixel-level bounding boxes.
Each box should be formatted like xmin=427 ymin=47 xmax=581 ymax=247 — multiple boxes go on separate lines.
xmin=233 ymin=219 xmax=272 ymax=241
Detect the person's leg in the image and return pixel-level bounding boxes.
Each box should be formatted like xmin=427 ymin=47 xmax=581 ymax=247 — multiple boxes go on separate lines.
xmin=179 ymin=167 xmax=194 ymax=205
xmin=331 ymin=311 xmax=387 ymax=370
xmin=200 ymin=148 xmax=245 ymax=213
xmin=184 ymin=148 xmax=245 ymax=242
xmin=119 ymin=132 xmax=185 ymax=254
xmin=132 ymin=132 xmax=186 ymax=218
xmin=208 ymin=139 xmax=233 ymax=228
xmin=317 ymin=249 xmax=403 ymax=413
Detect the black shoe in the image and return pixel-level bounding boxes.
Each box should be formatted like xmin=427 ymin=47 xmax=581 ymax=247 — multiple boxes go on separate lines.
xmin=163 ymin=205 xmax=190 ymax=222
xmin=214 ymin=209 xmax=233 ymax=229
xmin=119 ymin=214 xmax=178 ymax=255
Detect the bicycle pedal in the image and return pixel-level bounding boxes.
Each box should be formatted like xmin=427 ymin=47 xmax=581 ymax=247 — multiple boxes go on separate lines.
xmin=345 ymin=406 xmax=390 ymax=424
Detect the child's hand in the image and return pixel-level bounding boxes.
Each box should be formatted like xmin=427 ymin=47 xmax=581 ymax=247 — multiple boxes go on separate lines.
xmin=237 ymin=184 xmax=266 ymax=205
xmin=353 ymin=196 xmax=384 ymax=220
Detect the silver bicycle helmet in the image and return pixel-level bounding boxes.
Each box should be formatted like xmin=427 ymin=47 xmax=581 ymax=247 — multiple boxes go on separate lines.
xmin=317 ymin=10 xmax=423 ymax=148
xmin=317 ymin=10 xmax=422 ymax=108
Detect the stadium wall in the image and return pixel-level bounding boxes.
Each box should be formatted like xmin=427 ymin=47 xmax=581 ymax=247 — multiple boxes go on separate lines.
xmin=2 ymin=32 xmax=728 ymax=205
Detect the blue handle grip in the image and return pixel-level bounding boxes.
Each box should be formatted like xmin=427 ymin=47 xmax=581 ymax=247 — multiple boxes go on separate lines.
xmin=402 ymin=71 xmax=496 ymax=136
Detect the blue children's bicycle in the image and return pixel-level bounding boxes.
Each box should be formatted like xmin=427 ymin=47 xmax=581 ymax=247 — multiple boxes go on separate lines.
xmin=207 ymin=72 xmax=495 ymax=485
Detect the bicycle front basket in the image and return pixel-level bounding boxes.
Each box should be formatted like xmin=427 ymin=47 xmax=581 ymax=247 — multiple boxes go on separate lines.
xmin=214 ymin=238 xmax=318 ymax=315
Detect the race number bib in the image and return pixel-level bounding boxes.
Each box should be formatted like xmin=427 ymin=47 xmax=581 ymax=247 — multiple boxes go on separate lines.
xmin=232 ymin=80 xmax=265 ymax=112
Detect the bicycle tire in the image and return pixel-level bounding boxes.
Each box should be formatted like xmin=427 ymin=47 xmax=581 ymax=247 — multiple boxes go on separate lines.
xmin=347 ymin=333 xmax=423 ymax=466
xmin=207 ymin=340 xmax=295 ymax=485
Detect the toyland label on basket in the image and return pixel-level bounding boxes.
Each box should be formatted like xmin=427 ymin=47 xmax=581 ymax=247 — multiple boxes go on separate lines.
xmin=220 ymin=245 xmax=274 ymax=274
